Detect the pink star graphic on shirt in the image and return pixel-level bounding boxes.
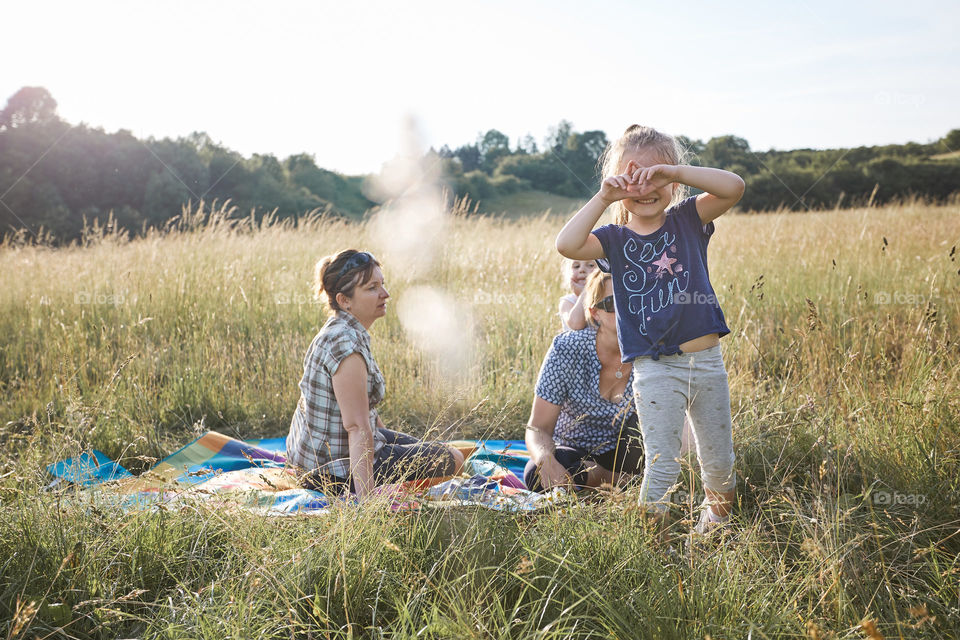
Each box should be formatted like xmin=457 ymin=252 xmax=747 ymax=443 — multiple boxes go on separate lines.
xmin=652 ymin=252 xmax=677 ymax=275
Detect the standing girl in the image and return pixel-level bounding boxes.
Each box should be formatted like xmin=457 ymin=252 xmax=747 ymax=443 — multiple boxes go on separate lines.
xmin=555 ymin=125 xmax=744 ymax=532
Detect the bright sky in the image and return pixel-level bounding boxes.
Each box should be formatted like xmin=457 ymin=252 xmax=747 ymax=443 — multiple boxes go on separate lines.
xmin=4 ymin=1 xmax=958 ymax=175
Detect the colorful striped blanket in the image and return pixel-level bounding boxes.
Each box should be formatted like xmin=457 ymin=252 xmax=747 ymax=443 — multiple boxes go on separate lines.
xmin=47 ymin=432 xmax=560 ymax=515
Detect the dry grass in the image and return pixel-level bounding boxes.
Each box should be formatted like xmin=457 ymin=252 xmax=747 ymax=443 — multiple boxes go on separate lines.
xmin=1 ymin=199 xmax=958 ymax=638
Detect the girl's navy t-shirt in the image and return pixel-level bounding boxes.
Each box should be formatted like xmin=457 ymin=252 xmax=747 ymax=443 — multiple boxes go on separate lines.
xmin=592 ymin=195 xmax=729 ymax=361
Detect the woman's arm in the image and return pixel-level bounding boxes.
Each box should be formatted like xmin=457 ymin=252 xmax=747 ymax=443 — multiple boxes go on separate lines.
xmin=632 ymin=164 xmax=745 ymax=224
xmin=331 ymin=352 xmax=376 ymax=498
xmin=525 ymin=397 xmax=572 ymax=490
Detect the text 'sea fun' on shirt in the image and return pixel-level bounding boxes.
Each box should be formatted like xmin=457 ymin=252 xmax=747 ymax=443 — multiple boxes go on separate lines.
xmin=592 ymin=196 xmax=729 ymax=361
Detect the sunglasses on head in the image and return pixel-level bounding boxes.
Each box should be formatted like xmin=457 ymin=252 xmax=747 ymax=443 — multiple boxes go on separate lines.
xmin=337 ymin=251 xmax=375 ymax=279
xmin=593 ymin=295 xmax=615 ymax=312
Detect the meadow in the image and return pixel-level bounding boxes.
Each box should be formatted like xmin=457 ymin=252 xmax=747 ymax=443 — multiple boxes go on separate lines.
xmin=1 ymin=198 xmax=958 ymax=638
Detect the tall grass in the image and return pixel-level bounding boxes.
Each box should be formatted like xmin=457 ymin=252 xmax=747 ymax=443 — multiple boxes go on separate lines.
xmin=1 ymin=199 xmax=958 ymax=638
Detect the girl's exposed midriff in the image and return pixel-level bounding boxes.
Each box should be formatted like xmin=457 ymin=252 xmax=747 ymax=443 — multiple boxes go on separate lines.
xmin=679 ymin=332 xmax=720 ymax=353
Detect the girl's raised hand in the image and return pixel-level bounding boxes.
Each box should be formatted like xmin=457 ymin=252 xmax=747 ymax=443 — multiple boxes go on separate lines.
xmin=631 ymin=164 xmax=680 ymax=192
xmin=599 ymin=174 xmax=646 ymax=204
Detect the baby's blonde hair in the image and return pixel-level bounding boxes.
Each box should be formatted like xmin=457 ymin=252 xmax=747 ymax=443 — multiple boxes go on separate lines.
xmin=599 ymin=124 xmax=690 ymax=225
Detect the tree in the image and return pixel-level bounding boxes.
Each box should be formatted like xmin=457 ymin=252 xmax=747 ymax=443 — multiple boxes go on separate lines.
xmin=557 ymin=129 xmax=609 ymax=194
xmin=285 ymin=153 xmax=374 ymax=215
xmin=143 ymin=137 xmax=211 ymax=200
xmin=452 ymin=144 xmax=481 ymax=172
xmin=545 ymin=120 xmax=574 ymax=154
xmin=940 ymin=129 xmax=960 ymax=154
xmin=0 ymin=86 xmax=60 ymax=130
xmin=478 ymin=129 xmax=510 ymax=157
xmin=143 ymin=170 xmax=194 ymax=223
xmin=575 ymin=130 xmax=608 ymax=163
xmin=702 ymin=135 xmax=761 ymax=173
xmin=477 ymin=129 xmax=511 ymax=173
xmin=496 ymin=153 xmax=573 ymax=195
xmin=249 ymin=153 xmax=286 ymax=184
xmin=517 ymin=134 xmax=538 ymax=155
xmin=675 ymin=135 xmax=704 ymax=164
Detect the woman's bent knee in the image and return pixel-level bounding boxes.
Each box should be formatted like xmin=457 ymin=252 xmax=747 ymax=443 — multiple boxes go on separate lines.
xmin=447 ymin=446 xmax=465 ymax=475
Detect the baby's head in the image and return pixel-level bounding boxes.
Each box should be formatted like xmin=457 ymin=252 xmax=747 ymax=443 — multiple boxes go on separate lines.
xmin=562 ymin=258 xmax=598 ymax=293
xmin=600 ymin=125 xmax=689 ymax=225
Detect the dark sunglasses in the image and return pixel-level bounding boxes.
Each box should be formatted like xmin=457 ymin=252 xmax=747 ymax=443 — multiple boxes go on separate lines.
xmin=337 ymin=251 xmax=375 ymax=279
xmin=593 ymin=295 xmax=615 ymax=312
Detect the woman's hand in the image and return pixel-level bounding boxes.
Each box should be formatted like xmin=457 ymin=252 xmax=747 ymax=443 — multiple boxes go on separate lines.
xmin=538 ymin=455 xmax=573 ymax=490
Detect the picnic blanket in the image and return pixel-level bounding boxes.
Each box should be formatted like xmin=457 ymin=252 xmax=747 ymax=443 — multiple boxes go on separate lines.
xmin=47 ymin=431 xmax=559 ymax=515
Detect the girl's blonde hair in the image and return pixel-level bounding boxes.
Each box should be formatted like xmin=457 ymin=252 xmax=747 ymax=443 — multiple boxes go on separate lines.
xmin=582 ymin=269 xmax=612 ymax=328
xmin=599 ymin=124 xmax=690 ymax=226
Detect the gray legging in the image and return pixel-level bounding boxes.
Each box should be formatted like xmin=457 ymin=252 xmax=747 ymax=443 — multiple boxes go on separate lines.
xmin=631 ymin=344 xmax=736 ymax=511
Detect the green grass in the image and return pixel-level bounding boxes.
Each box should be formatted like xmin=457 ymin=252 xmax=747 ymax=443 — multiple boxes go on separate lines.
xmin=476 ymin=189 xmax=587 ymax=218
xmin=1 ymin=199 xmax=959 ymax=638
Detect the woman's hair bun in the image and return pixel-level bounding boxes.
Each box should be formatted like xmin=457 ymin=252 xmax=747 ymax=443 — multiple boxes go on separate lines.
xmin=314 ymin=256 xmax=335 ymax=298
xmin=312 ymin=249 xmax=381 ymax=313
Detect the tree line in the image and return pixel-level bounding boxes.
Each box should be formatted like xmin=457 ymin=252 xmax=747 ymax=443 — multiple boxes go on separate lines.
xmin=0 ymin=87 xmax=374 ymax=241
xmin=2 ymin=86 xmax=958 ymax=242
xmin=436 ymin=122 xmax=960 ymax=211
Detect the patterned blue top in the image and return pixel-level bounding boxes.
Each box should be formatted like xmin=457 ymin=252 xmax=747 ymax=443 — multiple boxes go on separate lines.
xmin=592 ymin=195 xmax=730 ymax=361
xmin=534 ymin=327 xmax=637 ymax=453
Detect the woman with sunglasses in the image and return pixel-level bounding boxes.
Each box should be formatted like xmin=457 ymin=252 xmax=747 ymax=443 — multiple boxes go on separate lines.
xmin=286 ymin=249 xmax=464 ymax=498
xmin=524 ymin=269 xmax=644 ymax=491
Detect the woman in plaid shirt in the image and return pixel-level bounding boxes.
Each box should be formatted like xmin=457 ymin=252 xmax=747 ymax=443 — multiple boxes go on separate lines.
xmin=286 ymin=249 xmax=464 ymax=497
